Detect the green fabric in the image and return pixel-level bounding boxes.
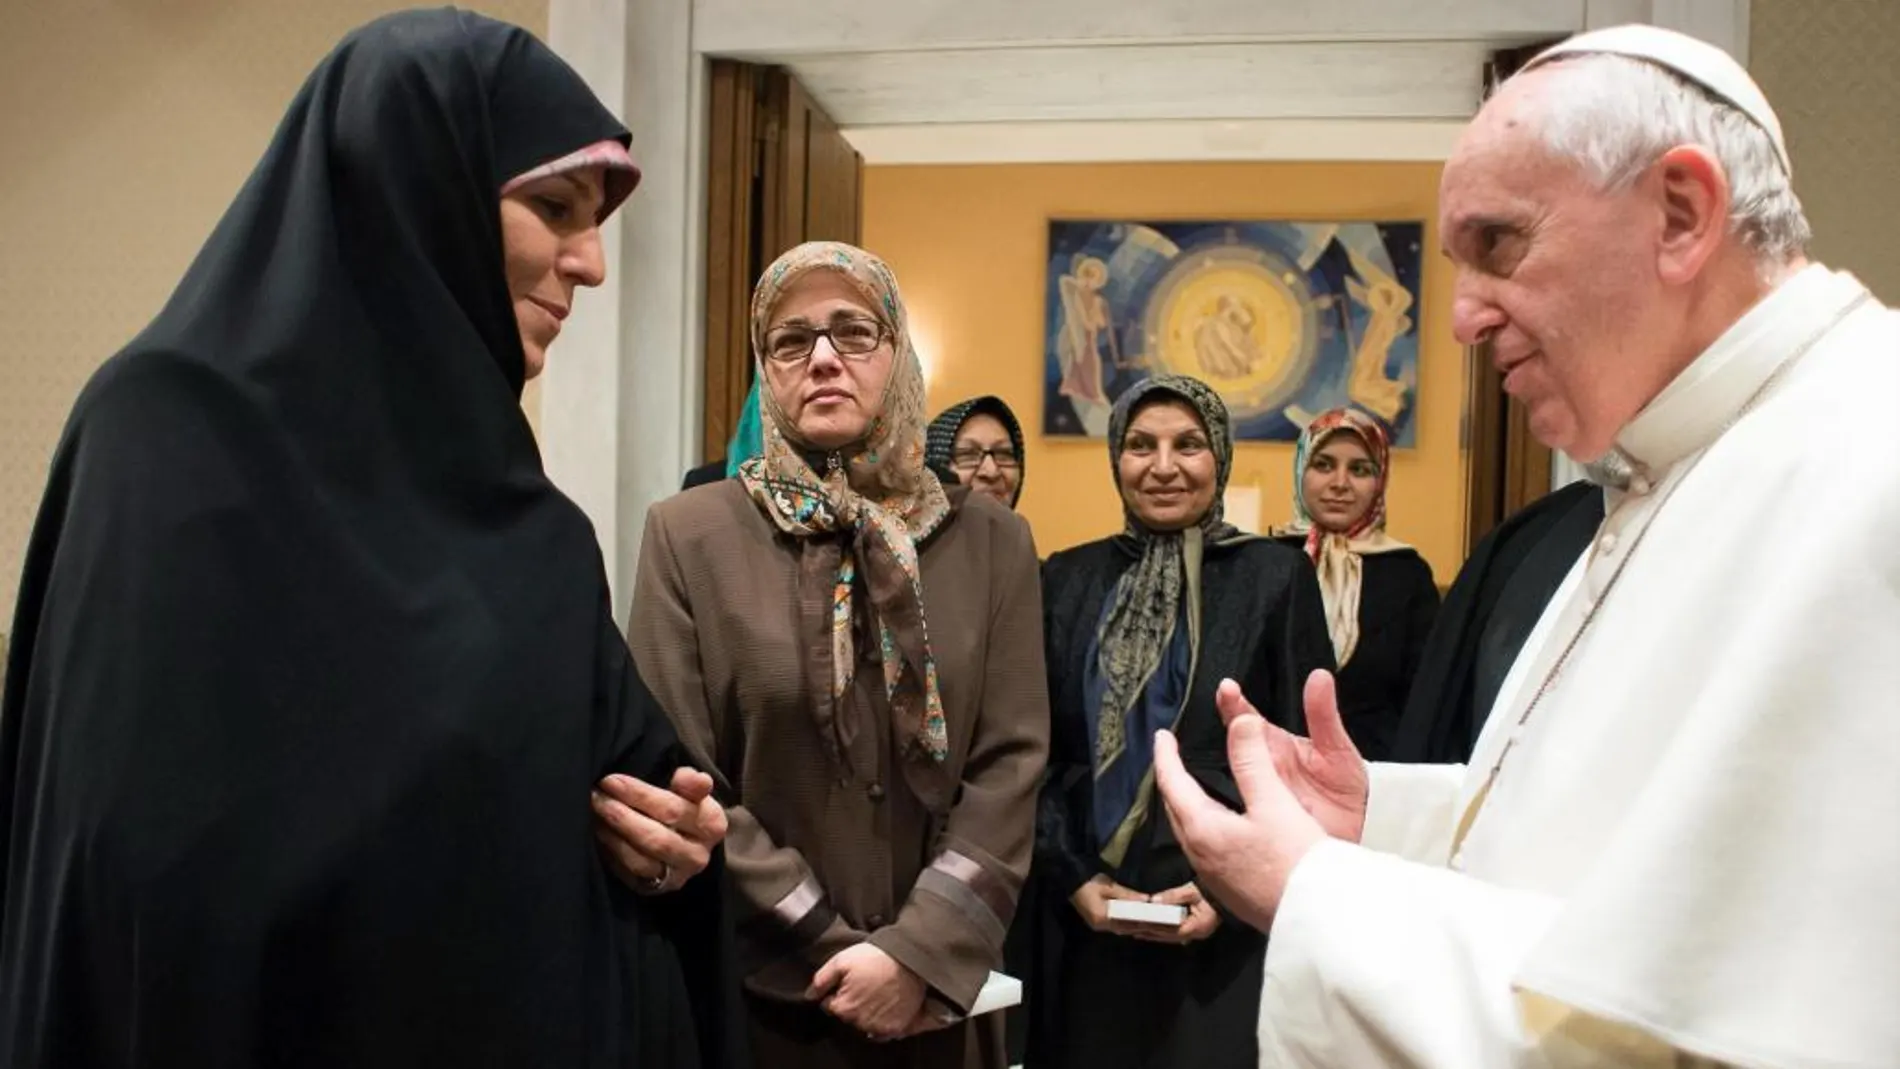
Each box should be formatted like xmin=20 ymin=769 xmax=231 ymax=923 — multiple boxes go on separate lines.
xmin=722 ymin=380 xmax=763 ymax=478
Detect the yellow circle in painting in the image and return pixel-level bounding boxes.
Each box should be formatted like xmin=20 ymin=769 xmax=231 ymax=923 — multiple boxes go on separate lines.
xmin=1148 ymin=252 xmax=1313 ymax=419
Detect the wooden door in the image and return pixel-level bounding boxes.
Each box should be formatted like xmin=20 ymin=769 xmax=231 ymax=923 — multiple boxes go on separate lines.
xmin=1460 ymin=41 xmax=1564 ymax=554
xmin=702 ymin=62 xmax=862 ymax=464
xmin=1462 ymin=341 xmax=1555 ymax=553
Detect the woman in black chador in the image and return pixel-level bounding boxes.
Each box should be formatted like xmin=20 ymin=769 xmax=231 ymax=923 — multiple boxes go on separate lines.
xmin=0 ymin=11 xmax=741 ymax=1067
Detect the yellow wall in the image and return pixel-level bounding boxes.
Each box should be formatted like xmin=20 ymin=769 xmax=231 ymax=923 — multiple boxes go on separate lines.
xmin=863 ymin=161 xmax=1469 ymax=582
xmin=0 ymin=0 xmax=546 ymax=622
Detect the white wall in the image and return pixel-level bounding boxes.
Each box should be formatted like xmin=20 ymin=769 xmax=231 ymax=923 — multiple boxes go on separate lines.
xmin=0 ymin=0 xmax=550 ymax=626
xmin=541 ymin=0 xmax=706 ymax=618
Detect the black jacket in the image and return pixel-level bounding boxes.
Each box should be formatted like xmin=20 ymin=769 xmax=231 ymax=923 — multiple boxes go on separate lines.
xmin=1272 ymin=539 xmax=1440 ymax=761
xmin=1392 ymin=481 xmax=1605 ymax=764
xmin=1035 ymin=536 xmax=1335 ymax=899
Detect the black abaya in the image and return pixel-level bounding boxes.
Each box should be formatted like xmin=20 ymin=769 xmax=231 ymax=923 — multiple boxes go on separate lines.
xmin=1271 ymin=539 xmax=1441 ymax=761
xmin=1391 ymin=481 xmax=1605 ymax=764
xmin=0 ymin=11 xmax=740 ymax=1068
xmin=1025 ymin=538 xmax=1334 ymax=1069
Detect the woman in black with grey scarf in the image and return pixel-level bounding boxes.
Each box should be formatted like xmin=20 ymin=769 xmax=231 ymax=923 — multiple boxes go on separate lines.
xmin=1022 ymin=375 xmax=1333 ymax=1068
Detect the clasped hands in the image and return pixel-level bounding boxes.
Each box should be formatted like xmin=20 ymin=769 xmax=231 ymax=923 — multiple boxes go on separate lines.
xmin=807 ymin=942 xmax=950 ymax=1042
xmin=589 ymin=771 xmax=943 ymax=1042
xmin=1150 ymin=670 xmax=1371 ymax=932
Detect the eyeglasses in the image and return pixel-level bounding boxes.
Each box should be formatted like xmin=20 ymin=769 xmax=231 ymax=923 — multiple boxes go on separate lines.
xmin=949 ymin=445 xmax=1020 ymax=471
xmin=762 ymin=317 xmax=889 ymax=365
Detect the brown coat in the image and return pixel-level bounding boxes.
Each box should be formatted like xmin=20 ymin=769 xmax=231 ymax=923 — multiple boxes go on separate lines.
xmin=631 ymin=480 xmax=1049 ymax=1068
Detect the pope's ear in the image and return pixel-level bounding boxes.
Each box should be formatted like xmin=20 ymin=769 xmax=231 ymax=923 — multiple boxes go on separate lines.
xmin=1652 ymin=145 xmax=1728 ymax=286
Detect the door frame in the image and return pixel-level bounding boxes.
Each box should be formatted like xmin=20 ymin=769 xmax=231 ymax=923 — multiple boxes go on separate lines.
xmin=699 ymin=62 xmax=864 ymax=465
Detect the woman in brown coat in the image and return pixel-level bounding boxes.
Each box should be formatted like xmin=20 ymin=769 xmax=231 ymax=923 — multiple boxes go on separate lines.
xmin=630 ymin=241 xmax=1049 ymax=1068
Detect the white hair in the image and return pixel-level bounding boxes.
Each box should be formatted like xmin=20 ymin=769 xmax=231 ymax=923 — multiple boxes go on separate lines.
xmin=1520 ymin=53 xmax=1811 ymax=263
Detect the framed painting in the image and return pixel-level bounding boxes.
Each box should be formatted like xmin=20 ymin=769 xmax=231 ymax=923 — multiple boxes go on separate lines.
xmin=1043 ymin=219 xmax=1425 ymax=445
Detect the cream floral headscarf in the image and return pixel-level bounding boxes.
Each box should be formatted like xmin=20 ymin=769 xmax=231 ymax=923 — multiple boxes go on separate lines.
xmin=1272 ymin=406 xmax=1411 ymax=666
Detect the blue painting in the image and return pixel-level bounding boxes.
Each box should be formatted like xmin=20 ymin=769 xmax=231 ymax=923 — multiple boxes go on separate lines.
xmin=1043 ymin=219 xmax=1425 ymax=446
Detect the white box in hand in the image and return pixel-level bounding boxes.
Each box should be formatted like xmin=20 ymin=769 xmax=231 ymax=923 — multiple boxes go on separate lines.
xmin=968 ymin=971 xmax=1022 ymax=1017
xmin=1106 ymin=899 xmax=1187 ymax=926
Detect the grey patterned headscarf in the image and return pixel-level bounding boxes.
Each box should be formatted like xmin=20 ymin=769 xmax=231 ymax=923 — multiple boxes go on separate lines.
xmin=1093 ymin=375 xmax=1238 ymax=776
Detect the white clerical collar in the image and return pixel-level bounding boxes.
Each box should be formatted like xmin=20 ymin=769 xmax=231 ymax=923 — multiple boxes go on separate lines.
xmin=1609 ymin=265 xmax=1867 ymax=481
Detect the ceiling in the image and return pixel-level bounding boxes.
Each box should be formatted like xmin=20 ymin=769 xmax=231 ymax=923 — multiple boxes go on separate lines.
xmin=787 ymin=41 xmax=1497 ymax=126
xmin=691 ymin=0 xmax=1592 ymax=129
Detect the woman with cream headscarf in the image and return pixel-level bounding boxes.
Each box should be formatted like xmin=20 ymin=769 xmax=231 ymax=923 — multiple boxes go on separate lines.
xmin=629 ymin=241 xmax=1049 ymax=1068
xmin=1024 ymin=375 xmax=1333 ymax=1068
xmin=1272 ymin=406 xmax=1439 ymax=760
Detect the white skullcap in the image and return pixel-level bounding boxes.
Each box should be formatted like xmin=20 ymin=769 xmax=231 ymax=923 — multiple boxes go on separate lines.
xmin=1522 ymin=23 xmax=1792 ymax=176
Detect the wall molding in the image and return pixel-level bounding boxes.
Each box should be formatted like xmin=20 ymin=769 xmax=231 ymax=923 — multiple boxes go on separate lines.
xmin=844 ymin=118 xmax=1468 ymax=165
xmin=692 ymin=0 xmax=1583 ymax=56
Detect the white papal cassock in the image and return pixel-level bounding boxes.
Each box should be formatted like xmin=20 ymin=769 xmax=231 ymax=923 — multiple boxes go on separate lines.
xmin=1258 ymin=266 xmax=1900 ymax=1069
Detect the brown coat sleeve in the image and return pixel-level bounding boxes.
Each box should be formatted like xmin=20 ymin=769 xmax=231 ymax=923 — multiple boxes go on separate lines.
xmin=629 ymin=505 xmax=867 ymax=991
xmin=868 ymin=512 xmax=1051 ymax=1014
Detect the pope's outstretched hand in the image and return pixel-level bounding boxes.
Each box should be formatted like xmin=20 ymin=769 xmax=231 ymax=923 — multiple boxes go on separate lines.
xmin=1153 ymin=670 xmax=1370 ymax=930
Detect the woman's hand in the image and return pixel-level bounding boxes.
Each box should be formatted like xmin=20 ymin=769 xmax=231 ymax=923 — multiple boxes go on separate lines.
xmin=591 ymin=767 xmax=728 ymax=894
xmin=1069 ymin=874 xmax=1150 ymax=935
xmin=1125 ymin=882 xmax=1221 ymax=945
xmin=808 ymin=943 xmax=927 ymax=1041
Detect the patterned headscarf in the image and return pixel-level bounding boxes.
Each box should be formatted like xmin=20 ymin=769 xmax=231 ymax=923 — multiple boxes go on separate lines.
xmin=1274 ymin=406 xmax=1410 ymax=666
xmin=1092 ymin=375 xmax=1238 ymax=780
xmin=738 ymin=242 xmax=953 ymax=781
xmin=925 ymin=395 xmax=1027 ymax=506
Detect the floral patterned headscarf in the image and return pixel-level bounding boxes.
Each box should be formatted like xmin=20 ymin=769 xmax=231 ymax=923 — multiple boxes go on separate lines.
xmin=737 ymin=242 xmax=953 ymax=786
xmin=1274 ymin=406 xmax=1410 ymax=665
